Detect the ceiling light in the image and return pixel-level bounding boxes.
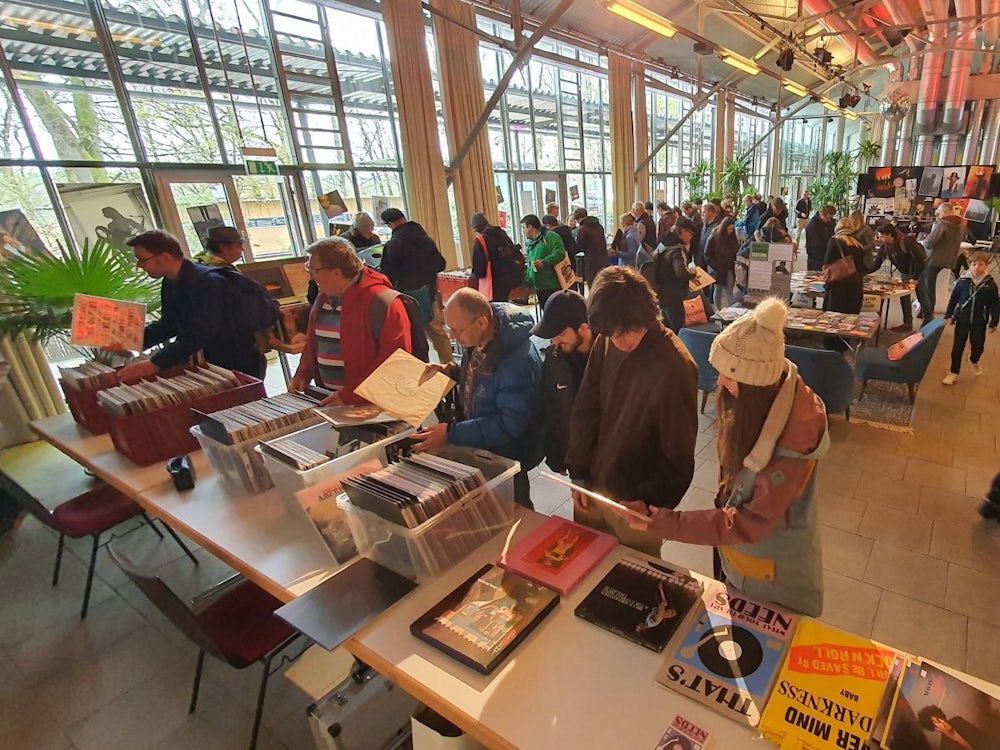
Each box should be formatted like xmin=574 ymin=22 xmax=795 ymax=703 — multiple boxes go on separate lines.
xmin=783 ymin=80 xmax=809 ymax=97
xmin=843 ymin=110 xmax=858 ymax=120
xmin=719 ymin=51 xmax=760 ymax=75
xmin=604 ymin=0 xmax=676 ymax=38
xmin=820 ymin=98 xmax=840 ymax=111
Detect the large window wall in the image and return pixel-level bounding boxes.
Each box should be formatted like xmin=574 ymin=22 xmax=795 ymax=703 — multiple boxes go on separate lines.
xmin=646 ymin=75 xmax=715 ymax=207
xmin=733 ymin=105 xmax=773 ymax=196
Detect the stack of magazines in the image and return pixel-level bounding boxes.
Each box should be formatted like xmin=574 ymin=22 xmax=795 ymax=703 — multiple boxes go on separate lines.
xmin=341 ymin=453 xmax=487 ymax=528
xmin=196 ymin=393 xmax=319 ymax=445
xmin=96 ymin=364 xmax=241 ymax=416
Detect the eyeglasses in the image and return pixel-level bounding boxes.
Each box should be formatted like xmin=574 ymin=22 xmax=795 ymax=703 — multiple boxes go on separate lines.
xmin=445 ymin=316 xmax=483 ymax=337
xmin=134 ymin=254 xmax=157 ymax=267
xmin=304 ymin=261 xmax=333 ymax=274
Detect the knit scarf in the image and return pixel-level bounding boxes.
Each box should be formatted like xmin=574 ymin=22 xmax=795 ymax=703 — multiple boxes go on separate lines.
xmin=833 ymin=229 xmax=862 ymax=248
xmin=742 ymin=361 xmax=799 ymax=473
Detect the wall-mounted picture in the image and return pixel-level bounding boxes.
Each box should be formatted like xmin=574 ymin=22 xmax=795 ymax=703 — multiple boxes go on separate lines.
xmin=317 ymin=190 xmax=348 ymax=220
xmin=941 ymin=167 xmax=967 ymax=198
xmin=871 ymin=167 xmax=894 ymax=197
xmin=965 ymin=199 xmax=990 ymax=224
xmin=57 ymin=183 xmax=153 ymax=250
xmin=0 ymin=209 xmax=52 ymax=259
xmin=949 ymin=198 xmax=970 ymax=218
xmin=918 ymin=167 xmax=943 ymax=197
xmin=964 ymin=166 xmax=994 ymax=200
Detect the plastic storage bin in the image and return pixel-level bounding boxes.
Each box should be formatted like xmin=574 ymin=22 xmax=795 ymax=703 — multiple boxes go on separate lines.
xmin=257 ymin=421 xmax=415 ymax=499
xmin=190 ymin=417 xmax=323 ymax=495
xmin=339 ymin=446 xmax=519 ymax=582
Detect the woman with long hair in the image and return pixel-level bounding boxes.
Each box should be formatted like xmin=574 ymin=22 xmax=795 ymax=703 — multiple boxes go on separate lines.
xmin=823 ymin=218 xmax=866 ymax=314
xmin=620 ymin=298 xmax=827 ymax=615
xmin=705 ymin=216 xmax=740 ymax=309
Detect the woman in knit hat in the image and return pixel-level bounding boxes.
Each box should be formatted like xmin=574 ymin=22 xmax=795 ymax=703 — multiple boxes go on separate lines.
xmin=621 ymin=297 xmax=829 ymax=615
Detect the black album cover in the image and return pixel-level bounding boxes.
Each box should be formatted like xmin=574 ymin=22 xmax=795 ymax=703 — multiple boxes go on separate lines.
xmin=573 ymin=557 xmax=702 ymax=653
xmin=655 ymin=582 xmax=797 ymax=726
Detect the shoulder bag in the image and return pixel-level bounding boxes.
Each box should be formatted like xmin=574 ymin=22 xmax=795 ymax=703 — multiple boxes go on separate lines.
xmin=824 ymin=241 xmax=856 ymax=284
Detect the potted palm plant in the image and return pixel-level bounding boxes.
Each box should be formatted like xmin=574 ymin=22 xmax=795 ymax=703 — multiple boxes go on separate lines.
xmin=685 ymin=161 xmax=712 ymax=202
xmin=719 ymin=154 xmax=752 ymax=199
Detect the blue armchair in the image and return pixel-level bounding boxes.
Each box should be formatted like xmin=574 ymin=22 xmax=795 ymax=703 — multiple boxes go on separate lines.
xmin=785 ymin=344 xmax=855 ymax=419
xmin=678 ymin=328 xmax=719 ymax=414
xmin=855 ymin=318 xmax=945 ymax=404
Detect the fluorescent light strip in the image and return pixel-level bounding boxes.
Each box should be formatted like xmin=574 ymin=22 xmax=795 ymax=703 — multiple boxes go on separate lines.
xmin=842 ymin=110 xmax=859 ymax=120
xmin=782 ymin=81 xmax=809 ymax=97
xmin=719 ymin=51 xmax=760 ymax=75
xmin=605 ymin=1 xmax=676 ymax=38
xmin=820 ymin=98 xmax=840 ymax=111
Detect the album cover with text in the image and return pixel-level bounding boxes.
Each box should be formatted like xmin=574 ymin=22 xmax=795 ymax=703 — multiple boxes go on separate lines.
xmin=656 ymin=582 xmax=798 ymax=727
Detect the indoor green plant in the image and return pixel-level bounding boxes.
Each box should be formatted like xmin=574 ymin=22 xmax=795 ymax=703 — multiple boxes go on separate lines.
xmin=0 ymin=238 xmax=160 ymax=357
xmin=685 ymin=161 xmax=711 ymax=202
xmin=719 ymin=154 xmax=752 ymax=199
xmin=809 ymin=151 xmax=858 ymax=218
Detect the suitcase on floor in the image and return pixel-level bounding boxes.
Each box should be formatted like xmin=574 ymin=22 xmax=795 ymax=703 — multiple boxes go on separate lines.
xmin=307 ymin=665 xmax=417 ymax=750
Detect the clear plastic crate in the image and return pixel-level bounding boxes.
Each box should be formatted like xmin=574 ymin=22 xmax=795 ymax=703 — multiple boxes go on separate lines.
xmin=339 ymin=446 xmax=520 ymax=582
xmin=190 ymin=419 xmax=322 ymax=495
xmin=255 ymin=421 xmax=415 ymax=499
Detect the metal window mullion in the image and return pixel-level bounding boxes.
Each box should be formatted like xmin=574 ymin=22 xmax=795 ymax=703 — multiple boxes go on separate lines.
xmin=526 ymin=63 xmax=539 ymax=169
xmin=374 ymin=20 xmax=400 ymax=210
xmin=260 ymin=0 xmax=305 ymax=166
xmin=0 ymin=42 xmax=78 ymax=254
xmin=180 ymin=0 xmax=228 ymax=164
xmin=85 ymin=0 xmax=162 ymax=226
xmin=316 ymin=7 xmax=355 ymax=170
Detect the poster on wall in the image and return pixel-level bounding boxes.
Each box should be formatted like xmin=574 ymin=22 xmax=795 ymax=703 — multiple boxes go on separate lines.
xmin=941 ymin=167 xmax=967 ymax=198
xmin=871 ymin=167 xmax=894 ymax=197
xmin=544 ymin=188 xmax=557 ymax=206
xmin=317 ymin=190 xmax=348 ymax=220
xmin=950 ymin=198 xmax=970 ymax=218
xmin=918 ymin=167 xmax=944 ymax=197
xmin=371 ymin=196 xmax=391 ymax=219
xmin=965 ymin=199 xmax=990 ymax=223
xmin=0 ymin=209 xmax=52 ymax=259
xmin=57 ymin=183 xmax=152 ymax=250
xmin=964 ymin=166 xmax=994 ymax=199
xmin=186 ymin=205 xmax=225 ymax=250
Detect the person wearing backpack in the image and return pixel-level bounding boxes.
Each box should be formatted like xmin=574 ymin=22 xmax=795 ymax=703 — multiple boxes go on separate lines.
xmin=290 ymin=237 xmax=413 ymax=406
xmin=654 ymin=216 xmax=697 ymax=333
xmin=119 ymin=230 xmax=268 ymax=381
xmin=942 ymin=252 xmax=1000 ymax=385
xmin=571 ymin=208 xmax=608 ymax=287
xmin=470 ymin=212 xmax=523 ymax=303
xmin=873 ymin=222 xmax=926 ymax=332
xmin=379 ymin=208 xmax=452 ymax=364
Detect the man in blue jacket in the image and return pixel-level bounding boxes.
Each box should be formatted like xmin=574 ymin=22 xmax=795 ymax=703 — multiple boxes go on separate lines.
xmin=412 ymin=288 xmax=542 ymax=508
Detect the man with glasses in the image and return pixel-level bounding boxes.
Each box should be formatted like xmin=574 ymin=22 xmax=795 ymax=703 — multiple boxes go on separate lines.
xmin=412 ymin=288 xmax=542 ymax=508
xmin=290 ymin=237 xmax=412 ymax=406
xmin=118 ymin=229 xmax=266 ymax=381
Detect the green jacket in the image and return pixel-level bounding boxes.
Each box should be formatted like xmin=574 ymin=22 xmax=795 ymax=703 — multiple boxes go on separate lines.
xmin=524 ymin=230 xmax=566 ymax=291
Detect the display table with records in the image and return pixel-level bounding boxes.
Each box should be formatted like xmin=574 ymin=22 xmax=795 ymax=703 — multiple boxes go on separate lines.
xmin=28 ymin=412 xmax=1000 ymax=750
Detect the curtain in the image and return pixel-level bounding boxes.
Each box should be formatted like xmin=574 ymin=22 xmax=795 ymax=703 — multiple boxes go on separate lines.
xmin=608 ymin=52 xmax=636 ymax=220
xmin=380 ymin=0 xmax=458 ymax=268
xmin=632 ymin=61 xmax=649 ymax=204
xmin=431 ymin=0 xmax=498 ymax=266
xmin=0 ymin=336 xmax=64 ymax=449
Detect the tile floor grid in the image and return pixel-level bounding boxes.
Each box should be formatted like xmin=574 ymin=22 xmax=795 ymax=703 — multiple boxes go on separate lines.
xmin=3 ymin=320 xmax=1000 ymax=748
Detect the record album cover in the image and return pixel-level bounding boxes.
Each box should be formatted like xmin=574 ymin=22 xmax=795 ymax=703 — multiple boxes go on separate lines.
xmin=758 ymin=619 xmax=900 ymax=750
xmin=498 ymin=516 xmax=617 ymax=596
xmin=657 ymin=582 xmax=798 ymax=726
xmin=574 ymin=557 xmax=703 ymax=653
xmin=410 ymin=564 xmax=559 ymax=674
xmin=653 ymin=714 xmax=712 ymax=750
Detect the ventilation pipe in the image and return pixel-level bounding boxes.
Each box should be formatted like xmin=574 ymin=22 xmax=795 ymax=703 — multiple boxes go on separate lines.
xmin=984 ymin=0 xmax=1000 ymax=73
xmin=883 ymin=0 xmax=923 ymax=80
xmin=940 ymin=0 xmax=975 ymax=162
xmin=913 ymin=0 xmax=949 ymax=163
xmin=799 ymin=0 xmax=880 ymax=67
xmin=983 ymin=99 xmax=1000 ymax=165
xmin=962 ymin=100 xmax=986 ymax=164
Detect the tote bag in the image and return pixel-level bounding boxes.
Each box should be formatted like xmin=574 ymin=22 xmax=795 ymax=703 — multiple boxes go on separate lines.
xmin=824 ymin=243 xmax=856 ymax=284
xmin=553 ymin=255 xmax=577 ymax=290
xmin=683 ymin=295 xmax=708 ymax=326
xmin=475 ymin=235 xmax=493 ymax=301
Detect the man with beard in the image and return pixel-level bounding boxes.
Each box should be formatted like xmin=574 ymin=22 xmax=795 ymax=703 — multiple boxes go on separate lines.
xmin=532 ymin=290 xmax=593 ymax=473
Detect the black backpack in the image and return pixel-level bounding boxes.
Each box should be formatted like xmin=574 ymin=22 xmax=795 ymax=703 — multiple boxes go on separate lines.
xmin=211 ymin=266 xmax=279 ymax=334
xmin=489 ymin=230 xmax=526 ymax=288
xmin=369 ymin=288 xmax=431 ymax=362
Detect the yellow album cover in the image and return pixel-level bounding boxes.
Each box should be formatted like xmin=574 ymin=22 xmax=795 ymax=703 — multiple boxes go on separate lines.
xmin=758 ymin=619 xmax=900 ymax=750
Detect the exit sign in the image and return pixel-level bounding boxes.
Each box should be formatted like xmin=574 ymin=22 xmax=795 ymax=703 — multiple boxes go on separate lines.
xmin=245 ymin=159 xmax=279 ymax=176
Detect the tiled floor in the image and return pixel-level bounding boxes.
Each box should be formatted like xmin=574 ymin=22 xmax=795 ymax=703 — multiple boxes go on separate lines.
xmin=4 ymin=314 xmax=1000 ymax=748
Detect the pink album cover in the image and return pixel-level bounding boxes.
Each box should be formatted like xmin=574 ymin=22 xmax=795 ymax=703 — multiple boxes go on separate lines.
xmin=498 ymin=516 xmax=617 ymax=596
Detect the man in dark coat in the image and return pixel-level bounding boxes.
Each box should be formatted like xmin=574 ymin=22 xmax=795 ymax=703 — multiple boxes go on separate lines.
xmin=570 ymin=208 xmax=608 ymax=287
xmin=379 ymin=207 xmax=452 ymax=363
xmin=804 ymin=204 xmax=836 ymax=271
xmin=470 ymin=212 xmax=521 ymax=303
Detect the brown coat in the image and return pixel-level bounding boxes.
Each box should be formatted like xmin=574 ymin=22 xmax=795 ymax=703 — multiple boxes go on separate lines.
xmin=566 ymin=325 xmax=698 ymax=508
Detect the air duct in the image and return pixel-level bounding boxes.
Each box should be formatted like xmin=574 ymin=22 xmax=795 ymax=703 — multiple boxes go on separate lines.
xmin=913 ymin=0 xmax=949 ymax=163
xmin=983 ymin=99 xmax=1000 ymax=165
xmin=963 ymin=100 xmax=986 ymax=164
xmin=941 ymin=0 xmax=975 ymax=141
xmin=883 ymin=0 xmax=922 ymax=80
xmin=799 ymin=0 xmax=880 ymax=67
xmin=983 ymin=0 xmax=1000 ymax=74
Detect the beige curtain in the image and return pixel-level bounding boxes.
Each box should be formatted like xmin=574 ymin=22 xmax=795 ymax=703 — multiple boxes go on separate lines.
xmin=431 ymin=0 xmax=498 ymax=265
xmin=608 ymin=52 xmax=636 ymax=220
xmin=632 ymin=61 xmax=649 ymax=203
xmin=381 ymin=0 xmax=458 ymax=268
xmin=0 ymin=336 xmax=65 ymax=449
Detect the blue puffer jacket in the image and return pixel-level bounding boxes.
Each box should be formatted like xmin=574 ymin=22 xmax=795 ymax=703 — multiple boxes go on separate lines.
xmin=447 ymin=303 xmax=543 ymax=470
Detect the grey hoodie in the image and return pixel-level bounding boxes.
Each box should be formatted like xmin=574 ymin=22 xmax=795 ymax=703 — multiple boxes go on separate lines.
xmin=923 ymin=214 xmax=964 ymax=268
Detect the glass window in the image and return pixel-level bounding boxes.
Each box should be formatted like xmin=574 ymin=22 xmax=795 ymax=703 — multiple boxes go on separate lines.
xmin=0 ymin=166 xmax=69 ymax=255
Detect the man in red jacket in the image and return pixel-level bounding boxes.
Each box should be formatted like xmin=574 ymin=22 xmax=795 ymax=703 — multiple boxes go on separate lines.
xmin=290 ymin=237 xmax=412 ymax=405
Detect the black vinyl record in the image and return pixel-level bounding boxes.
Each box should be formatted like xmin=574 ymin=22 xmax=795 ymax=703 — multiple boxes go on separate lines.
xmin=696 ymin=624 xmax=764 ymax=679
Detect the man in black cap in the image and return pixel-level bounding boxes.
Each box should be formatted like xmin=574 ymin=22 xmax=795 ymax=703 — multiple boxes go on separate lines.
xmin=379 ymin=207 xmax=452 ymax=363
xmin=532 ymin=290 xmax=593 ymax=473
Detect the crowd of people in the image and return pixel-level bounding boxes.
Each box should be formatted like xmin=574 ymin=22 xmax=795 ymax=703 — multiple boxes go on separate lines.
xmin=118 ymin=183 xmax=999 ymax=615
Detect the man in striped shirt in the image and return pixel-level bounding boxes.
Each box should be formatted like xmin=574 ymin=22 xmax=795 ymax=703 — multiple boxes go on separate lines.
xmin=291 ymin=237 xmax=412 ymax=406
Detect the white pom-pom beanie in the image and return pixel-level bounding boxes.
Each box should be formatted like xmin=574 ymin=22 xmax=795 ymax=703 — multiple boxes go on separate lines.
xmin=708 ymin=297 xmax=788 ymax=386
